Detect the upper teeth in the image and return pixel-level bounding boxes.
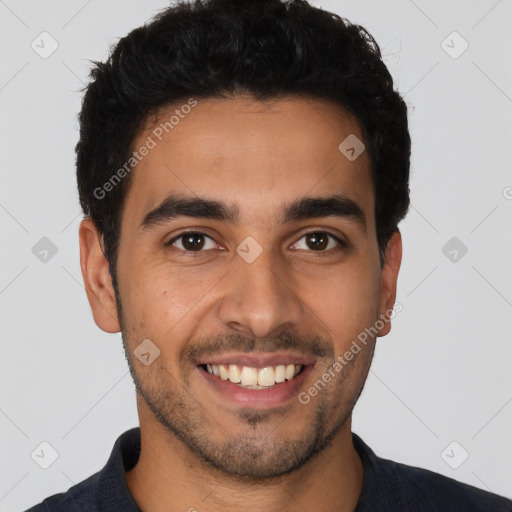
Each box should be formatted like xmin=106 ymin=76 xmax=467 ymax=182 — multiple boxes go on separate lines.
xmin=205 ymin=364 xmax=303 ymax=387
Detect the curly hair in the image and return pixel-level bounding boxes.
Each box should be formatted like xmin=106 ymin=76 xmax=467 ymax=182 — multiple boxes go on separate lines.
xmin=76 ymin=0 xmax=410 ymax=292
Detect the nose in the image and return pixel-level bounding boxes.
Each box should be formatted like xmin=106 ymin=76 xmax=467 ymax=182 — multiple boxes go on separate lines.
xmin=217 ymin=248 xmax=305 ymax=339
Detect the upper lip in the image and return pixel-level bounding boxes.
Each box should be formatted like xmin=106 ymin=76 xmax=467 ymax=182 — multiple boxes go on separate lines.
xmin=196 ymin=352 xmax=316 ymax=368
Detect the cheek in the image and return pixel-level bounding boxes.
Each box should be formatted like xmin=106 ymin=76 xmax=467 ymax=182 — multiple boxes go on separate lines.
xmin=311 ymin=263 xmax=381 ymax=334
xmin=120 ymin=265 xmax=215 ymax=348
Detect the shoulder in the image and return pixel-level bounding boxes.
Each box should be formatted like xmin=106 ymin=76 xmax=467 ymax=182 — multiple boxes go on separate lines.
xmin=352 ymin=433 xmax=512 ymax=511
xmin=392 ymin=459 xmax=512 ymax=511
xmin=21 ymin=472 xmax=101 ymax=512
xmin=21 ymin=427 xmax=141 ymax=512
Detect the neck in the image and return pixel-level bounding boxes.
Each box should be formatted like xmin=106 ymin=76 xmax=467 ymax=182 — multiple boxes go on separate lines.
xmin=125 ymin=407 xmax=364 ymax=512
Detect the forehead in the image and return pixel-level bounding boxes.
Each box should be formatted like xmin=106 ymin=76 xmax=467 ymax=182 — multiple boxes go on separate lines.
xmin=122 ymin=95 xmax=374 ymax=229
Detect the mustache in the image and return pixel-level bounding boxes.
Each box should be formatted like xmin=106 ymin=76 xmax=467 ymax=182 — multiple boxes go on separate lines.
xmin=183 ymin=330 xmax=334 ymax=363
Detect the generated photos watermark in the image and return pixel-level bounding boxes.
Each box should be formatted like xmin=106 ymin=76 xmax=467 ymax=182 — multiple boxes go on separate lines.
xmin=298 ymin=301 xmax=403 ymax=405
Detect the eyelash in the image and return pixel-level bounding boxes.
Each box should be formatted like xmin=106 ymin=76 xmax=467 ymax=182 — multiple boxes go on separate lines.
xmin=165 ymin=230 xmax=347 ymax=255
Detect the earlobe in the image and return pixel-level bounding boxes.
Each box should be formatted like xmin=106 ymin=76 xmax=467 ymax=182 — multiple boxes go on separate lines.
xmin=377 ymin=230 xmax=402 ymax=337
xmin=78 ymin=218 xmax=121 ymax=333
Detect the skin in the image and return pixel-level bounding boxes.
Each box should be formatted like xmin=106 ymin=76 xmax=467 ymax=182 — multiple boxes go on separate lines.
xmin=79 ymin=95 xmax=402 ymax=512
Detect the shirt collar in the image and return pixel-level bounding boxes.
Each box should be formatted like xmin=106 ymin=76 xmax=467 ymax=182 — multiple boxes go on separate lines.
xmin=352 ymin=432 xmax=416 ymax=511
xmin=96 ymin=427 xmax=142 ymax=511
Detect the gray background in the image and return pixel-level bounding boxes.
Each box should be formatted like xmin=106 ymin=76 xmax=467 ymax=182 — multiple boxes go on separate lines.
xmin=1 ymin=0 xmax=511 ymax=510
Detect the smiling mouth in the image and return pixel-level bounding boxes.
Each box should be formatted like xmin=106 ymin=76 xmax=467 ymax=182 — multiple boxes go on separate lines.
xmin=201 ymin=363 xmax=305 ymax=389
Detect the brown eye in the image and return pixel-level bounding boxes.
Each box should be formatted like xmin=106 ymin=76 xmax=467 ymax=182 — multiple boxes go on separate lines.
xmin=305 ymin=232 xmax=329 ymax=250
xmin=293 ymin=231 xmax=345 ymax=252
xmin=167 ymin=232 xmax=217 ymax=252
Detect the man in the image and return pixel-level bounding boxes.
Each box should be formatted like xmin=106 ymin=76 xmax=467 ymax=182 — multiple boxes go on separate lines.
xmin=25 ymin=0 xmax=512 ymax=510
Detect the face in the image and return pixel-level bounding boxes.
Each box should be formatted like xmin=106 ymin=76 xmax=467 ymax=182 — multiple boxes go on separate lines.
xmin=80 ymin=95 xmax=401 ymax=480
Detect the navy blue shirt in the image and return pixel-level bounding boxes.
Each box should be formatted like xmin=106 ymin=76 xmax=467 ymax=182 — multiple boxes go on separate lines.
xmin=24 ymin=427 xmax=512 ymax=511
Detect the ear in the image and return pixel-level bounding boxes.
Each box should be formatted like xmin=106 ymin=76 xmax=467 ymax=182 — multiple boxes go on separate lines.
xmin=78 ymin=217 xmax=121 ymax=333
xmin=377 ymin=230 xmax=402 ymax=337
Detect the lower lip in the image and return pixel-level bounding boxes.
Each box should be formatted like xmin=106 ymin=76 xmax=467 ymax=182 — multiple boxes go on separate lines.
xmin=197 ymin=365 xmax=313 ymax=408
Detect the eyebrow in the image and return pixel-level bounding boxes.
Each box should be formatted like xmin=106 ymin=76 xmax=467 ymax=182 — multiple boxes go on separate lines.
xmin=138 ymin=193 xmax=366 ymax=231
